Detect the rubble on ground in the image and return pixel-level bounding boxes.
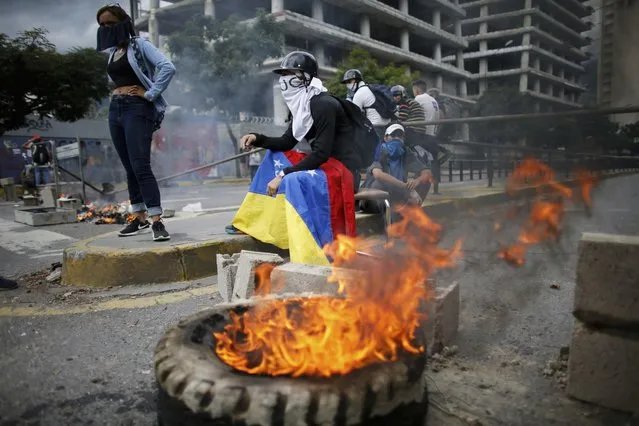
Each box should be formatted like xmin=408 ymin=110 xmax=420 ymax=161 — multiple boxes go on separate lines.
xmin=542 ymin=346 xmax=570 ymax=388
xmin=75 ymin=201 xmax=134 ymax=225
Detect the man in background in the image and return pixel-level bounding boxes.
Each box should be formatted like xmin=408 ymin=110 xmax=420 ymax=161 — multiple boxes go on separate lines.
xmin=412 ymin=80 xmax=451 ymax=165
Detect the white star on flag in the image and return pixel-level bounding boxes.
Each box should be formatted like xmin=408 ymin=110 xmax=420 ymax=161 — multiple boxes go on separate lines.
xmin=306 ymin=170 xmax=318 ymax=177
xmin=273 ymin=159 xmax=283 ymax=168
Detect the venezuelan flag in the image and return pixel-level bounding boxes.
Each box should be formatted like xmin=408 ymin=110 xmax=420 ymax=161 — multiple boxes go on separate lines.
xmin=232 ymin=150 xmax=356 ymax=265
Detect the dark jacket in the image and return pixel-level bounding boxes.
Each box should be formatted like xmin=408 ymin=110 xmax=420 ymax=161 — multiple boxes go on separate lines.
xmin=252 ymin=93 xmax=359 ymax=175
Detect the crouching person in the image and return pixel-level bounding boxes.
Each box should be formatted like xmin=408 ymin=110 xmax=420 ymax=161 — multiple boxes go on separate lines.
xmin=360 ymin=124 xmax=432 ymax=214
xmin=225 ymin=51 xmax=360 ymax=266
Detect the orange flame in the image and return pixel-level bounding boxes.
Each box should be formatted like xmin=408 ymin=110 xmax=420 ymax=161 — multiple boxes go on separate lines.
xmin=214 ymin=207 xmax=462 ymax=378
xmin=253 ymin=263 xmax=280 ymax=296
xmin=498 ymin=158 xmax=596 ymax=266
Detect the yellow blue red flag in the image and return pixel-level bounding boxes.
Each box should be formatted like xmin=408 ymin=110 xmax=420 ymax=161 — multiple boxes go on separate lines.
xmin=232 ymin=150 xmax=356 ymax=265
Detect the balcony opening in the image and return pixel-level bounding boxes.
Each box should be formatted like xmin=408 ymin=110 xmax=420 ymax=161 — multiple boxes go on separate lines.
xmin=443 ymin=77 xmax=458 ymax=96
xmin=410 ymin=4 xmax=436 ymax=24
xmin=379 ymin=0 xmax=400 ymax=9
xmin=323 ymin=2 xmax=360 ymax=33
xmin=466 ymin=40 xmax=481 ymax=53
xmin=487 ymin=17 xmax=522 ymax=32
xmin=371 ymin=19 xmax=402 ymax=48
xmin=410 ymin=36 xmax=434 ymax=58
xmin=215 ymin=0 xmax=270 ymax=20
xmin=284 ymin=35 xmax=312 ymax=52
xmin=324 ymin=45 xmax=346 ymax=69
xmin=462 ymin=22 xmax=480 ymax=37
xmin=284 ymin=0 xmax=312 ymax=17
xmin=465 ymin=59 xmax=480 ymax=74
xmin=486 ymin=52 xmax=522 ymax=71
xmin=467 ymin=80 xmax=480 ymax=96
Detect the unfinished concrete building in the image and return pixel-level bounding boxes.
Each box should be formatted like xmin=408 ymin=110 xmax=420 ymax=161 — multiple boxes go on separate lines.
xmin=598 ymin=0 xmax=639 ymax=124
xmin=132 ymin=0 xmax=472 ymax=125
xmin=443 ymin=0 xmax=594 ymax=110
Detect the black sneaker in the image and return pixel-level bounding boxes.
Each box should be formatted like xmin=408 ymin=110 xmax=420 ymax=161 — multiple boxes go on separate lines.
xmin=152 ymin=220 xmax=170 ymax=241
xmin=0 ymin=277 xmax=18 ymax=291
xmin=118 ymin=217 xmax=149 ymax=237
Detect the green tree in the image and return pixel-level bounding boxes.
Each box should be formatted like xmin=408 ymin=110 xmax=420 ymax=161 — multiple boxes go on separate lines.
xmin=166 ymin=11 xmax=284 ymax=177
xmin=325 ymin=47 xmax=421 ymax=98
xmin=0 ymin=28 xmax=110 ymax=136
xmin=470 ymin=85 xmax=538 ymax=145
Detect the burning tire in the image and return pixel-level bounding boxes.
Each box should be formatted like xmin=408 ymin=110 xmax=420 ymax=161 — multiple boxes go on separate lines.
xmin=154 ymin=295 xmax=428 ymax=426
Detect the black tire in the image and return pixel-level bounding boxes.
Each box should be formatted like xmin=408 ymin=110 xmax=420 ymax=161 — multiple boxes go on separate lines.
xmin=155 ymin=294 xmax=428 ymax=426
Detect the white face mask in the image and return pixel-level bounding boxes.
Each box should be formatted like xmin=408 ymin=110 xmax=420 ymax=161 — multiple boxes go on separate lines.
xmin=347 ymin=81 xmax=358 ymax=92
xmin=279 ymin=75 xmax=306 ymax=97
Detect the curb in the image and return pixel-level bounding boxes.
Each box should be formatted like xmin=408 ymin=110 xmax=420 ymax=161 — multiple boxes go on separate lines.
xmin=61 ymin=171 xmax=637 ymax=288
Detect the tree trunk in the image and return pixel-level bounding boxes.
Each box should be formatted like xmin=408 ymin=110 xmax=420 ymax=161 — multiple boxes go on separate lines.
xmin=224 ymin=119 xmax=242 ymax=178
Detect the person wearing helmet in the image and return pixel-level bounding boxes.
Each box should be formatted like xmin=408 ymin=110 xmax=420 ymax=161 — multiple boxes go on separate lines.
xmin=390 ymin=85 xmax=427 ymax=147
xmin=227 ymin=51 xmax=359 ymax=247
xmin=360 ymin=123 xmax=432 ymax=214
xmin=341 ymin=69 xmax=390 ymax=135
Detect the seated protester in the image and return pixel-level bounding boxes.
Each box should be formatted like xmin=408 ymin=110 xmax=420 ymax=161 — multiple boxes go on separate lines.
xmin=360 ymin=124 xmax=432 ymax=214
xmin=226 ymin=51 xmax=359 ymax=266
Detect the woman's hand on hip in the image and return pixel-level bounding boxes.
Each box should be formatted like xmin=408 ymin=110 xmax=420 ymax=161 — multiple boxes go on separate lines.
xmin=240 ymin=134 xmax=256 ymax=151
xmin=128 ymin=86 xmax=147 ymax=99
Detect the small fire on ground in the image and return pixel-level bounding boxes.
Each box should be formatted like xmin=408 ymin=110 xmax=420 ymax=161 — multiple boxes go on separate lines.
xmin=213 ymin=157 xmax=598 ymax=379
xmin=75 ymin=201 xmax=136 ymax=225
xmin=214 ymin=207 xmax=463 ymax=378
xmin=497 ymin=158 xmax=597 ymax=266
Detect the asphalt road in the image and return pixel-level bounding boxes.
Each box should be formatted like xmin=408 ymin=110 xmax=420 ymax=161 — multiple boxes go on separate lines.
xmin=1 ymin=175 xmax=637 ymax=425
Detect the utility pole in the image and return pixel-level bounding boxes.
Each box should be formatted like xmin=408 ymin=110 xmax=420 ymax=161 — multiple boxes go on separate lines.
xmin=129 ymin=0 xmax=137 ymax=21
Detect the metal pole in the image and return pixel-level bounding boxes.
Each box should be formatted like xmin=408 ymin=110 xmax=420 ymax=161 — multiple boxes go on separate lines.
xmin=58 ymin=165 xmax=105 ymax=194
xmin=389 ymin=105 xmax=639 ymax=127
xmin=50 ymin=139 xmax=60 ymax=197
xmin=77 ymin=137 xmax=87 ymax=204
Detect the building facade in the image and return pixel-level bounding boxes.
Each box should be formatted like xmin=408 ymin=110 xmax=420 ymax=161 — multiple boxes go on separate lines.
xmin=133 ymin=0 xmax=472 ymax=125
xmin=444 ymin=0 xmax=593 ymax=110
xmin=598 ymin=0 xmax=639 ymax=125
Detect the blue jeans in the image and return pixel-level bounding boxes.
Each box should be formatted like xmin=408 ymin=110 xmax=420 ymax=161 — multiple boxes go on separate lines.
xmin=108 ymin=95 xmax=162 ymax=216
xmin=34 ymin=166 xmax=51 ymax=186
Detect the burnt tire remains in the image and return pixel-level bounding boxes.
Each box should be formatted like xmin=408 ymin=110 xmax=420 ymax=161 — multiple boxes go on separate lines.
xmin=155 ymin=295 xmax=428 ymax=426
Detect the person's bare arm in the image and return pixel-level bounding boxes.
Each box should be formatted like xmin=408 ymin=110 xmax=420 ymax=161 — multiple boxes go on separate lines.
xmin=371 ymin=168 xmax=407 ymax=189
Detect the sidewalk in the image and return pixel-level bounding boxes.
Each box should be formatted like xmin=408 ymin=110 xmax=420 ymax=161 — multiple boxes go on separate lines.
xmin=60 ymin=180 xmax=515 ymax=287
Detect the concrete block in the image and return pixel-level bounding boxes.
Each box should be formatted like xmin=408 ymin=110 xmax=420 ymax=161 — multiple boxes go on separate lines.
xmin=269 ymin=263 xmax=365 ymax=296
xmin=216 ymin=253 xmax=240 ymax=302
xmin=0 ymin=177 xmax=14 ymax=186
xmin=39 ymin=187 xmax=57 ymax=208
xmin=232 ymin=250 xmax=285 ymax=301
xmin=574 ymin=233 xmax=639 ymax=329
xmin=23 ymin=195 xmax=40 ymax=206
xmin=415 ymin=280 xmax=459 ymax=354
xmin=432 ymin=281 xmax=460 ymax=354
xmin=57 ymin=198 xmax=82 ymax=211
xmin=14 ymin=207 xmax=76 ymax=226
xmin=566 ymin=320 xmax=639 ymax=415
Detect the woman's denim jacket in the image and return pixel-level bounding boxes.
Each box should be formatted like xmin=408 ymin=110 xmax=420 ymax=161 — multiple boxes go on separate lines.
xmin=107 ymin=37 xmax=176 ymax=114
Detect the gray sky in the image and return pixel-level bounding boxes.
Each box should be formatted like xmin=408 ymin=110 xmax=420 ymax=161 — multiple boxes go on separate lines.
xmin=0 ymin=0 xmax=166 ymax=51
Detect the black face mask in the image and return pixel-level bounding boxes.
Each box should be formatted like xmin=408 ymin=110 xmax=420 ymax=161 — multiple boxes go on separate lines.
xmin=96 ymin=20 xmax=131 ymax=51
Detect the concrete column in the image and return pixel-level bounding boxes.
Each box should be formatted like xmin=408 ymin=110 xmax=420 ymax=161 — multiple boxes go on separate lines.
xmin=312 ymin=0 xmax=323 ymax=21
xmin=458 ymin=78 xmax=467 ymax=97
xmin=271 ymin=0 xmax=284 ymax=13
xmin=520 ymin=51 xmax=530 ymax=68
xmin=480 ymin=40 xmax=487 ymax=51
xmin=547 ymin=63 xmax=554 ymax=75
xmin=520 ymin=50 xmax=529 ymax=92
xmin=432 ymin=10 xmax=441 ymax=29
xmin=401 ymin=30 xmax=410 ymax=51
xmin=148 ymin=0 xmax=160 ymax=47
xmin=524 ymin=0 xmax=532 ymax=8
xmin=456 ymin=51 xmax=464 ymax=69
xmin=436 ymin=74 xmax=443 ymax=91
xmin=461 ymin=109 xmax=470 ymax=141
xmin=479 ymin=58 xmax=487 ymax=74
xmin=455 ymin=20 xmax=462 ymax=37
xmin=399 ymin=0 xmax=409 ymax=14
xmin=204 ymin=0 xmax=215 ymax=17
xmin=434 ymin=42 xmax=442 ymax=62
xmin=273 ymin=79 xmax=288 ymax=126
xmin=314 ymin=42 xmax=325 ymax=67
xmin=360 ymin=15 xmax=371 ymax=38
xmin=534 ymin=58 xmax=541 ymax=92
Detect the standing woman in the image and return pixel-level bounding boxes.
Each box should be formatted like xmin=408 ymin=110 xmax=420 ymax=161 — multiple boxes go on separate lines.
xmin=96 ymin=4 xmax=176 ymax=241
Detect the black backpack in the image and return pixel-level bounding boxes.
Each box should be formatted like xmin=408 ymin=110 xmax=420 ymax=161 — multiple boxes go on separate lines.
xmin=360 ymin=84 xmax=396 ymax=120
xmin=32 ymin=143 xmax=51 ymax=166
xmin=331 ymin=95 xmax=380 ymax=170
